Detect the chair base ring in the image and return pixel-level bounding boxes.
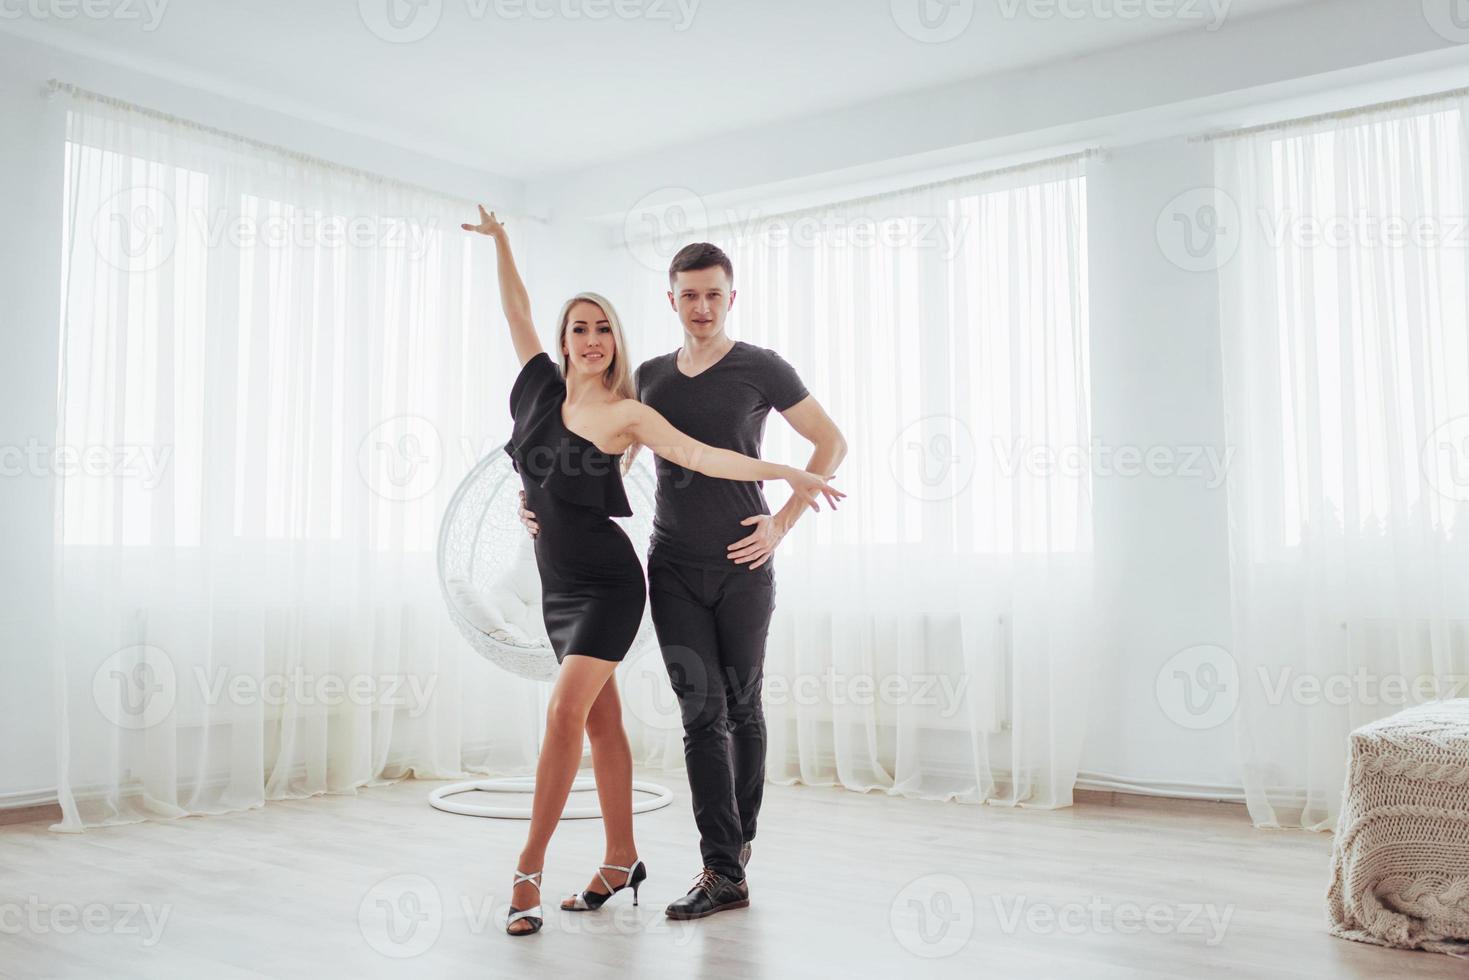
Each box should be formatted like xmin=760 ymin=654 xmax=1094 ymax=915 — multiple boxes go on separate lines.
xmin=428 ymin=775 xmax=674 ymax=819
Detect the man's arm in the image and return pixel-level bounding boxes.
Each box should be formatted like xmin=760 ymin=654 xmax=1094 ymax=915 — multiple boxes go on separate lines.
xmin=727 ymin=394 xmax=848 ymax=570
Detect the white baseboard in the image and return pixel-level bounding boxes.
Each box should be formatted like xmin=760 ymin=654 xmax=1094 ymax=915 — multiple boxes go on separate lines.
xmin=1076 ymin=770 xmax=1247 ymax=804
xmin=0 ymin=787 xmax=61 ymax=810
xmin=2 ymin=770 xmax=1251 ymax=813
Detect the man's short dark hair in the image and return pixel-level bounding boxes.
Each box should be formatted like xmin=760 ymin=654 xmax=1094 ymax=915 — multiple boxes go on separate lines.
xmin=668 ymin=242 xmax=734 ymax=288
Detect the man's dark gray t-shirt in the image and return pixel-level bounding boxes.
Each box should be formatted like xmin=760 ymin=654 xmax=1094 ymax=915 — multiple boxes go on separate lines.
xmin=635 ymin=341 xmax=809 ymax=570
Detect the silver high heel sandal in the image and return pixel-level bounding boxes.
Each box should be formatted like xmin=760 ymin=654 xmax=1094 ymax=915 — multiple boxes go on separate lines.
xmin=506 ymin=869 xmax=544 ymax=936
xmin=562 ymin=859 xmax=647 ymax=911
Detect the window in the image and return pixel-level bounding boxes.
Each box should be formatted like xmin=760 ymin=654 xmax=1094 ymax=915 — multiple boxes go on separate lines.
xmin=695 ymin=161 xmax=1092 ymax=555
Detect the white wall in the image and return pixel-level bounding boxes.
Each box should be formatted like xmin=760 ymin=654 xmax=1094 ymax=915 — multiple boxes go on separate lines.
xmin=1082 ymin=139 xmax=1238 ymax=792
xmin=0 ymin=50 xmax=67 ymax=806
xmin=528 ymin=0 xmax=1463 ymax=223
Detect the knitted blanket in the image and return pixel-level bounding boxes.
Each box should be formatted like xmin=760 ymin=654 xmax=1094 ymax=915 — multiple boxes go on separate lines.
xmin=1327 ymin=699 xmax=1469 ymax=958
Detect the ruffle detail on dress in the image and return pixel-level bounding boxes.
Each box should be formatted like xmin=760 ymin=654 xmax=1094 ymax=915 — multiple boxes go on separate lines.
xmin=504 ymin=353 xmax=632 ymax=517
xmin=503 ymin=431 xmax=632 ymax=517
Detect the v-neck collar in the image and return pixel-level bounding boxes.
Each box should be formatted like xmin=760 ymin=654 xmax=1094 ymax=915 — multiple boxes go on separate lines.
xmin=674 ymin=340 xmax=738 ymax=380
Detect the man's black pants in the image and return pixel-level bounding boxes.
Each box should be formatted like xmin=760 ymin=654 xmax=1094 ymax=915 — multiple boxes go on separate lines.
xmin=648 ymin=554 xmax=775 ymax=882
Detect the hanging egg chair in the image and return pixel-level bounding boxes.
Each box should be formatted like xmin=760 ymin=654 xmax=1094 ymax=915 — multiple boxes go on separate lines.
xmin=431 ymin=445 xmax=673 ymax=818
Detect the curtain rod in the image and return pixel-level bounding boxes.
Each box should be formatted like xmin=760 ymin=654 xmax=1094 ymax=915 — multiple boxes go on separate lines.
xmin=696 ymin=148 xmax=1098 ymax=234
xmin=45 ymin=79 xmax=540 ymax=221
xmin=1191 ymin=85 xmax=1469 ymax=144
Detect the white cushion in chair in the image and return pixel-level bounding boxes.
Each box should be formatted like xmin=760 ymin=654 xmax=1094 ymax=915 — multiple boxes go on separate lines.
xmin=444 ymin=535 xmax=551 ymax=649
xmin=508 ymin=535 xmax=542 ymax=605
xmin=501 ymin=598 xmax=543 ymax=644
xmin=445 ymin=572 xmax=545 ymax=647
xmin=445 ymin=575 xmax=507 ymax=631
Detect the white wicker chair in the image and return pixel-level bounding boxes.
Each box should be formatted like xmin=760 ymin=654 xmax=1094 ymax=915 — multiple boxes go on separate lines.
xmin=431 ymin=447 xmax=672 ymax=819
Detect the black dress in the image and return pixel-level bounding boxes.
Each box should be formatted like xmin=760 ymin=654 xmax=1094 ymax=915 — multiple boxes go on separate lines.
xmin=504 ymin=353 xmax=646 ymax=664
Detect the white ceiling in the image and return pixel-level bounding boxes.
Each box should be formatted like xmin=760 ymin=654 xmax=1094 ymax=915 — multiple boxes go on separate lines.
xmin=8 ymin=0 xmax=1320 ymax=179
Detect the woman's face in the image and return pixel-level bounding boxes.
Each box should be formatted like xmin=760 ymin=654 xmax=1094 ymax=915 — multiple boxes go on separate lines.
xmin=562 ymin=300 xmax=615 ymax=377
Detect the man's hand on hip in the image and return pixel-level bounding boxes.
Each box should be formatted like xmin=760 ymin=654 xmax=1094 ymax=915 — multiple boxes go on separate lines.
xmin=518 ymin=490 xmax=539 ymax=538
xmin=726 ymin=513 xmax=788 ymax=570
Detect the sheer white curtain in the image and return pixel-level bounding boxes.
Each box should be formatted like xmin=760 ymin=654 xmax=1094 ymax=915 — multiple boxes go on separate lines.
xmin=1216 ymin=93 xmax=1469 ymax=830
xmin=51 ymin=87 xmax=543 ymax=829
xmin=618 ymin=158 xmax=1096 ymax=807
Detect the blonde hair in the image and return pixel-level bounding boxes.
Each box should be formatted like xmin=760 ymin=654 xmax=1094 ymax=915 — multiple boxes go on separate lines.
xmin=554 ymin=292 xmax=641 ymax=473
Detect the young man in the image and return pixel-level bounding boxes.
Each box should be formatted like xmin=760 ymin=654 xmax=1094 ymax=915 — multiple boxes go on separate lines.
xmin=519 ymin=242 xmax=847 ymax=919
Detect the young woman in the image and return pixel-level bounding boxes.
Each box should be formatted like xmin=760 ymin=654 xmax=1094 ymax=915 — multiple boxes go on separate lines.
xmin=461 ymin=207 xmax=841 ymax=937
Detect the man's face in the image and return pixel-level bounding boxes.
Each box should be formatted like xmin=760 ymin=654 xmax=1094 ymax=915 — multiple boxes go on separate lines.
xmin=668 ymin=266 xmax=736 ymax=340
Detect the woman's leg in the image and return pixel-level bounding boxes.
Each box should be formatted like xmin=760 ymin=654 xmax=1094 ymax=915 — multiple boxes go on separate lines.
xmin=561 ymin=678 xmax=637 ymax=906
xmin=509 ymin=654 xmax=618 ymax=933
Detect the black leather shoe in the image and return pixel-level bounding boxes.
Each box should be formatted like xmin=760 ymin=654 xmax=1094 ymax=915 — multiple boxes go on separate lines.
xmin=739 ymin=841 xmax=752 ymax=868
xmin=664 ymin=868 xmax=749 ymax=920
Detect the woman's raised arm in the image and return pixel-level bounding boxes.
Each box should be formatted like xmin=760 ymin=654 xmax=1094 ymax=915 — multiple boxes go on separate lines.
xmin=461 ymin=205 xmax=543 ymax=366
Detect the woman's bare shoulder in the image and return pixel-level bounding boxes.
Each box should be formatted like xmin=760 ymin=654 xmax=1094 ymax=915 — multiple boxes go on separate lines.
xmin=611 ymin=396 xmax=649 ymax=417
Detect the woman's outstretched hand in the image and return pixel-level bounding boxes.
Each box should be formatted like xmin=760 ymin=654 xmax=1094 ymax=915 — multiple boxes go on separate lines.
xmin=461 ymin=204 xmax=505 ymax=238
xmin=782 ymin=467 xmax=845 ymax=512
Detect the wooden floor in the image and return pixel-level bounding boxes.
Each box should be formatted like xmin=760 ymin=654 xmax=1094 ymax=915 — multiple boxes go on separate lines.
xmin=0 ymin=773 xmax=1461 ymax=979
